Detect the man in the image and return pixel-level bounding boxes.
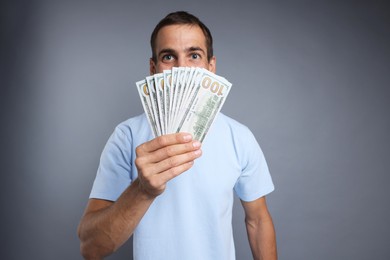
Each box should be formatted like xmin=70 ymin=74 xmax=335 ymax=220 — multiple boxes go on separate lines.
xmin=78 ymin=11 xmax=277 ymax=260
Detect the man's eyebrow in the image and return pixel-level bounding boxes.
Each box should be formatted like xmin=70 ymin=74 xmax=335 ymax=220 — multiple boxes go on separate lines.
xmin=186 ymin=46 xmax=206 ymax=54
xmin=158 ymin=48 xmax=176 ymax=57
xmin=158 ymin=47 xmax=206 ymax=57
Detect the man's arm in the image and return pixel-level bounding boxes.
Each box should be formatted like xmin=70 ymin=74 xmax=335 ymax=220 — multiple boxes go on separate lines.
xmin=77 ymin=133 xmax=202 ymax=259
xmin=241 ymin=196 xmax=277 ymax=260
xmin=77 ymin=181 xmax=153 ymax=259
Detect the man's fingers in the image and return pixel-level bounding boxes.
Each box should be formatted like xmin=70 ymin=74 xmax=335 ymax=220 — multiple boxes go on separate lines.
xmin=158 ymin=160 xmax=196 ymax=184
xmin=155 ymin=149 xmax=202 ymax=174
xmin=136 ymin=149 xmax=201 ymax=197
xmin=137 ymin=133 xmax=193 ymax=155
xmin=147 ymin=140 xmax=201 ymax=163
xmin=134 ymin=133 xmax=202 ymax=196
xmin=138 ymin=160 xmax=196 ymax=197
xmin=137 ymin=148 xmax=202 ymax=178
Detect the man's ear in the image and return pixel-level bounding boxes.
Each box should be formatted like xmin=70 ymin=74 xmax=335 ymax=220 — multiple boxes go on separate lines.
xmin=149 ymin=58 xmax=156 ymax=75
xmin=208 ymin=56 xmax=216 ymax=73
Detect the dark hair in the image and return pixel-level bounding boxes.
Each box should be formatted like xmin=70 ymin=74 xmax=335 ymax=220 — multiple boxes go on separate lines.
xmin=150 ymin=11 xmax=214 ymax=63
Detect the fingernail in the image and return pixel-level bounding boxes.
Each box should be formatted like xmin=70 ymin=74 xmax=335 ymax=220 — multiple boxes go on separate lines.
xmin=194 ymin=149 xmax=202 ymax=156
xmin=192 ymin=141 xmax=201 ymax=148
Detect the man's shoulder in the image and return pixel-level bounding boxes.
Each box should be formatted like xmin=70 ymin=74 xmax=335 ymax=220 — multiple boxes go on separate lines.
xmin=114 ymin=113 xmax=147 ymax=129
xmin=216 ymin=113 xmax=252 ymax=135
xmin=113 ymin=113 xmax=151 ymax=139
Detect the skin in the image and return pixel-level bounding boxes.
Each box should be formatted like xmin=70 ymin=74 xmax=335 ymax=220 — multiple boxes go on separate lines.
xmin=78 ymin=24 xmax=277 ymax=259
xmin=149 ymin=24 xmax=216 ymax=74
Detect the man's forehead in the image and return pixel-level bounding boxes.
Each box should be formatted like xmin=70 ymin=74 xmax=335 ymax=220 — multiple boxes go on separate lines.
xmin=158 ymin=24 xmax=202 ymax=34
xmin=155 ymin=24 xmax=207 ymax=46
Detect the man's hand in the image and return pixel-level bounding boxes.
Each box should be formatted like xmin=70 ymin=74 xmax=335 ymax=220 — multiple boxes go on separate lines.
xmin=78 ymin=133 xmax=201 ymax=259
xmin=135 ymin=132 xmax=202 ymax=197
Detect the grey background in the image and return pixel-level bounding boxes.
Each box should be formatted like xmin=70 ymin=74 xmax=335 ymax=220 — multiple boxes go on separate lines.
xmin=1 ymin=1 xmax=389 ymax=259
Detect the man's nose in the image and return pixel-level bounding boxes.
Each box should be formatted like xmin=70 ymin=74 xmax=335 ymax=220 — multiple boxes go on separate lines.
xmin=177 ymin=57 xmax=188 ymax=67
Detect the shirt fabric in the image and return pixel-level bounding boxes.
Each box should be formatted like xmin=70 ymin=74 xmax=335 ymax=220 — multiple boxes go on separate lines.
xmin=90 ymin=112 xmax=274 ymax=260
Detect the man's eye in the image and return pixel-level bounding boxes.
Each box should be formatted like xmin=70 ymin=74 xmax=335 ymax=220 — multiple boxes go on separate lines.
xmin=191 ymin=53 xmax=200 ymax=59
xmin=162 ymin=55 xmax=174 ymax=61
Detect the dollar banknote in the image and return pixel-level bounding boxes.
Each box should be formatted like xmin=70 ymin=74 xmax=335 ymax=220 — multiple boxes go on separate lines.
xmin=163 ymin=70 xmax=172 ymax=134
xmin=146 ymin=75 xmax=162 ymax=136
xmin=136 ymin=67 xmax=232 ymax=141
xmin=136 ymin=79 xmax=158 ymax=137
xmin=153 ymin=72 xmax=165 ymax=135
xmin=175 ymin=69 xmax=232 ymax=142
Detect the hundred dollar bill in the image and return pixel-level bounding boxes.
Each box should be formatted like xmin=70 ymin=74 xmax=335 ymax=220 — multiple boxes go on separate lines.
xmin=172 ymin=67 xmax=187 ymax=131
xmin=163 ymin=70 xmax=172 ymax=134
xmin=136 ymin=67 xmax=233 ymax=141
xmin=168 ymin=67 xmax=179 ymax=133
xmin=176 ymin=69 xmax=232 ymax=142
xmin=153 ymin=72 xmax=165 ymax=135
xmin=146 ymin=75 xmax=162 ymax=136
xmin=180 ymin=67 xmax=197 ymax=110
xmin=172 ymin=67 xmax=193 ymax=131
xmin=174 ymin=67 xmax=203 ymax=131
xmin=136 ymin=79 xmax=158 ymax=137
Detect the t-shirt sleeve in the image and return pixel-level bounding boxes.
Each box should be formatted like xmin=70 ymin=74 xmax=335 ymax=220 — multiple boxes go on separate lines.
xmin=89 ymin=126 xmax=133 ymax=201
xmin=234 ymin=129 xmax=274 ymax=202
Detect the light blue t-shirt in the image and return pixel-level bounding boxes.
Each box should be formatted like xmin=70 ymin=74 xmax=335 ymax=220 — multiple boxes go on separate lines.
xmin=90 ymin=113 xmax=274 ymax=260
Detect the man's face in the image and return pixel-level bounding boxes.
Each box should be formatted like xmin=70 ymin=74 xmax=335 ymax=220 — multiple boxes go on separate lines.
xmin=150 ymin=24 xmax=216 ymax=74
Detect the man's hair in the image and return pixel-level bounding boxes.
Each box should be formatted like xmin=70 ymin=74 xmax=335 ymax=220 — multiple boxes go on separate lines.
xmin=150 ymin=11 xmax=214 ymax=63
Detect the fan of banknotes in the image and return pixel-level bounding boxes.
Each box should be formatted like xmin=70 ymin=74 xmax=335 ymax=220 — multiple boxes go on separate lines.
xmin=136 ymin=67 xmax=232 ymax=142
